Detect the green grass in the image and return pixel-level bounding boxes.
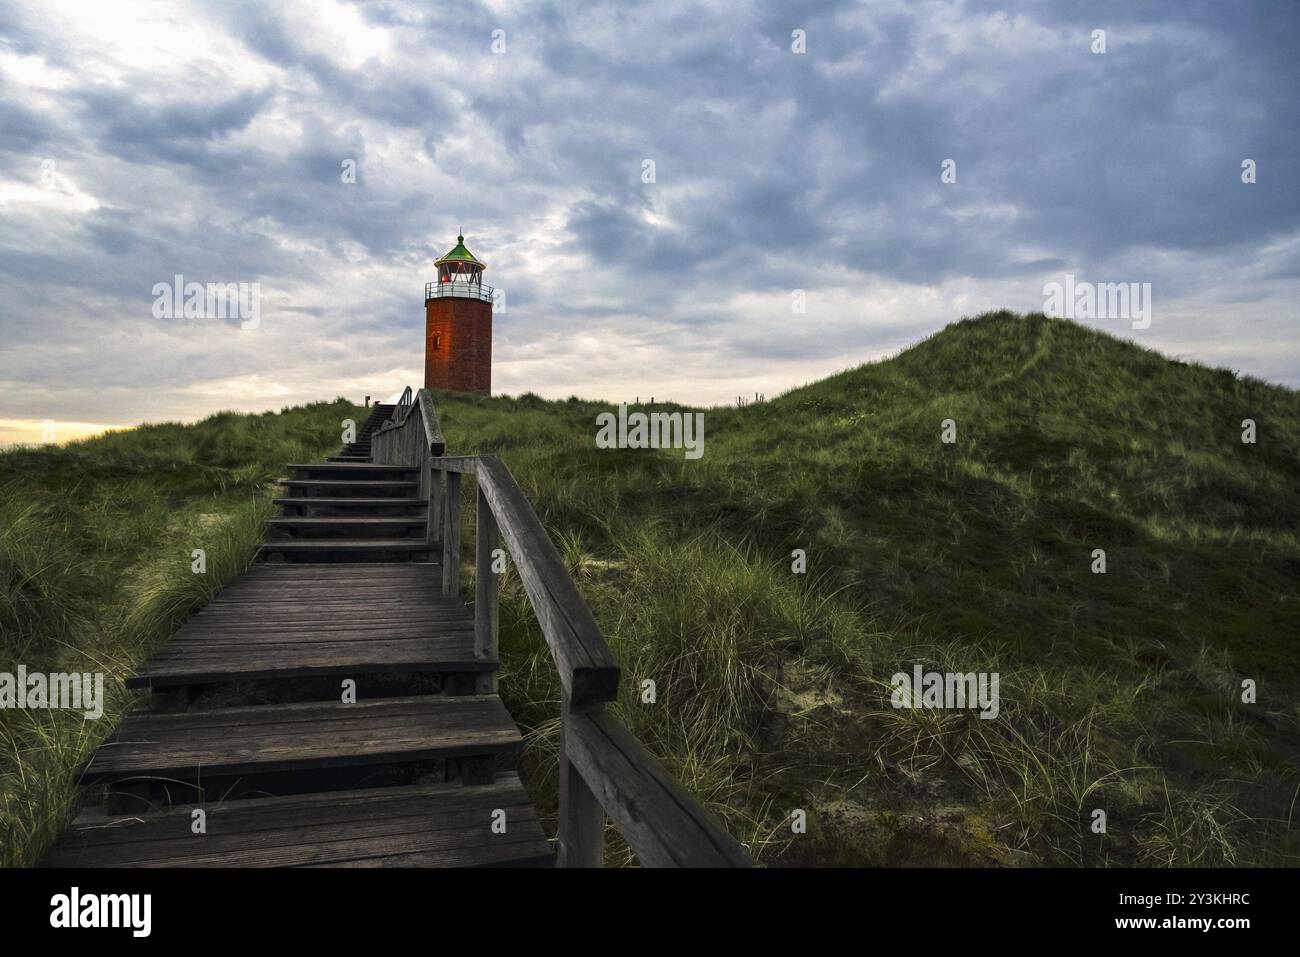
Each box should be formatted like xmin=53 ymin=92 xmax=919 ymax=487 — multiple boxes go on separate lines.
xmin=434 ymin=311 xmax=1300 ymax=866
xmin=3 ymin=311 xmax=1298 ymax=867
xmin=0 ymin=399 xmax=360 ymax=866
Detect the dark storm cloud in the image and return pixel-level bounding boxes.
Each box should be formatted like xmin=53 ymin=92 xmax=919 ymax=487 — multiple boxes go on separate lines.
xmin=73 ymin=86 xmax=273 ymax=167
xmin=486 ymin=1 xmax=1300 ymax=291
xmin=0 ymin=88 xmax=55 ymax=155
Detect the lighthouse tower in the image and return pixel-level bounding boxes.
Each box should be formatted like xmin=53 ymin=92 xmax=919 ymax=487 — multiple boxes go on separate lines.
xmin=424 ymin=233 xmax=493 ymax=394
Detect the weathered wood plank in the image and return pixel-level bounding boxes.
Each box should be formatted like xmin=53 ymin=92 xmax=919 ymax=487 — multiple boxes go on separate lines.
xmin=429 ymin=456 xmax=479 ymax=474
xmin=471 ymin=456 xmax=619 ymax=705
xmin=178 ymin=604 xmax=472 ymax=622
xmin=442 ymin=471 xmax=462 ymax=596
xmin=239 ymin=564 xmax=435 ymax=576
xmin=429 ymin=465 xmax=444 ymax=542
xmin=285 ymin=463 xmax=418 ymax=473
xmin=131 ymin=632 xmax=490 ymax=686
xmin=417 ymin=388 xmax=446 ymax=456
xmin=475 ymin=485 xmax=500 ymax=694
xmin=153 ymin=628 xmax=476 ymax=646
xmin=557 ymin=697 xmax=604 ymax=866
xmin=79 ymin=695 xmax=521 ymax=784
xmin=276 ymin=480 xmax=419 ymax=488
xmin=212 ymin=579 xmax=443 ymax=592
xmin=565 ymin=709 xmax=752 ymax=867
xmin=173 ymin=620 xmax=472 ymax=634
xmin=44 ymin=776 xmax=551 ymax=868
xmin=266 ymin=517 xmax=427 ymax=527
xmin=170 ymin=610 xmax=470 ymax=625
xmin=141 ymin=633 xmax=478 ymax=655
xmin=258 ymin=539 xmax=429 ymax=550
xmin=272 ymin=497 xmax=428 ymax=507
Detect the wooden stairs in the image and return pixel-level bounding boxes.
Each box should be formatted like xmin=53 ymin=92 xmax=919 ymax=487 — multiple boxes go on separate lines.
xmin=45 ymin=406 xmax=551 ymax=868
xmin=45 ymin=390 xmax=751 ymax=869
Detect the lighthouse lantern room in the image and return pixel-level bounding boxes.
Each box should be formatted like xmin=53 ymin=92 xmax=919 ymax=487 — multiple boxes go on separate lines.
xmin=434 ymin=233 xmax=486 ymax=287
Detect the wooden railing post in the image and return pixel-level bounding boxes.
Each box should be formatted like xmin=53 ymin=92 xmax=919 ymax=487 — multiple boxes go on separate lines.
xmin=557 ymin=696 xmax=604 ymax=867
xmin=442 ymin=471 xmax=462 ymax=596
xmin=430 ymin=468 xmax=443 ymax=543
xmin=474 ymin=485 xmax=499 ymax=694
xmin=420 ymin=457 xmax=433 ymax=548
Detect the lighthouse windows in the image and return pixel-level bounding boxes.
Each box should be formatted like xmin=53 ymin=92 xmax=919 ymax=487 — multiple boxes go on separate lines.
xmin=433 ymin=334 xmax=442 ymax=351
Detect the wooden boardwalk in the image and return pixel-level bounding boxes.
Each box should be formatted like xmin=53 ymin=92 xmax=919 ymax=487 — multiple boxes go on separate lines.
xmin=46 ymin=394 xmax=751 ymax=868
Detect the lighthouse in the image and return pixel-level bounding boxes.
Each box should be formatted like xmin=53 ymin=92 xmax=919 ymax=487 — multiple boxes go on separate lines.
xmin=424 ymin=233 xmax=493 ymax=394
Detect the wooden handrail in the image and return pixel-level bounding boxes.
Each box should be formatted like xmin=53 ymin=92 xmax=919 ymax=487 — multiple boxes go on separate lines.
xmin=377 ymin=388 xmax=444 ymax=456
xmin=464 ymin=455 xmax=620 ymax=706
xmin=431 ymin=451 xmax=751 ymax=867
xmin=392 ymin=385 xmax=414 ymax=425
xmin=418 ymin=389 xmax=446 ymax=456
xmin=565 ymin=709 xmax=753 ymax=867
xmin=371 ymin=388 xmax=444 ymax=554
xmin=375 ymin=387 xmax=751 ymax=867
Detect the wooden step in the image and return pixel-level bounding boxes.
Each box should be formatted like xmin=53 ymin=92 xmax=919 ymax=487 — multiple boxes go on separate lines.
xmin=131 ymin=635 xmax=489 ymax=687
xmin=78 ymin=695 xmax=521 ymax=787
xmin=277 ymin=479 xmax=418 ymax=488
xmin=129 ymin=564 xmax=486 ymax=688
xmin=277 ymin=480 xmax=419 ymax=496
xmin=289 ymin=467 xmax=417 ymax=485
xmin=211 ymin=562 xmax=439 ymax=582
xmin=288 ymin=463 xmax=417 ymax=473
xmin=274 ymin=497 xmax=427 ymax=510
xmin=43 ymin=775 xmax=552 ymax=868
xmin=267 ymin=516 xmax=427 ymax=538
xmin=222 ymin=562 xmax=438 ymax=578
xmin=259 ymin=538 xmax=430 ymax=553
xmin=269 ymin=516 xmax=427 ymax=525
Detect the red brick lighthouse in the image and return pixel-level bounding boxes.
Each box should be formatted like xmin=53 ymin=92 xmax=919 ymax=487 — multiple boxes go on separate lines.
xmin=424 ymin=233 xmax=493 ymax=394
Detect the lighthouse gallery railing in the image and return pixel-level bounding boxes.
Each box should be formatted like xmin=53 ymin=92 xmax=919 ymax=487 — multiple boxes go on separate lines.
xmin=425 ymin=280 xmax=495 ymax=303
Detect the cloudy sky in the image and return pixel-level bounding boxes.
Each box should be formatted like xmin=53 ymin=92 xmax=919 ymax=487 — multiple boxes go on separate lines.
xmin=1 ymin=0 xmax=1297 ymax=443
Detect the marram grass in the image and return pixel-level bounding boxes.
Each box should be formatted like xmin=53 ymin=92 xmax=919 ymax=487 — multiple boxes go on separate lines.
xmin=449 ymin=312 xmax=1299 ymax=866
xmin=0 ymin=400 xmax=357 ymax=866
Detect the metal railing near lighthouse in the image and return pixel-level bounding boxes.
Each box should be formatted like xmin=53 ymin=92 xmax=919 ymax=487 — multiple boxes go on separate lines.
xmin=425 ymin=280 xmax=495 ymax=302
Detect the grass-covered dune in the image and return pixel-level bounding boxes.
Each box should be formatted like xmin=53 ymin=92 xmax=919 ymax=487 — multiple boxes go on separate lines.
xmin=443 ymin=310 xmax=1300 ymax=866
xmin=2 ymin=311 xmax=1297 ymax=866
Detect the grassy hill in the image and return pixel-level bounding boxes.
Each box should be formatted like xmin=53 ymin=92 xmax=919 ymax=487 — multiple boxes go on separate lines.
xmin=437 ymin=310 xmax=1300 ymax=866
xmin=2 ymin=311 xmax=1297 ymax=866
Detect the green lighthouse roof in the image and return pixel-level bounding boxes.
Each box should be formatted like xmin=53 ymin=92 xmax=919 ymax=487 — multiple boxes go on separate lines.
xmin=435 ymin=234 xmax=485 ymax=269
